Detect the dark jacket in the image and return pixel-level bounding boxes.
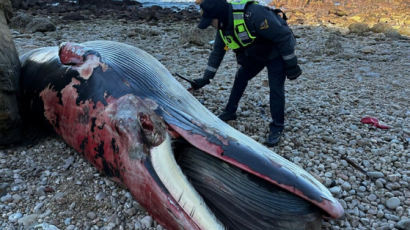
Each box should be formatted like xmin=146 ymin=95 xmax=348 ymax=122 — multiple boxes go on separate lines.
xmin=207 ymin=3 xmax=296 ymax=69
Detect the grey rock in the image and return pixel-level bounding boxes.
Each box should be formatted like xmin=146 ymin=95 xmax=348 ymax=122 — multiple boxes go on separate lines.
xmin=64 ymin=218 xmax=71 ymax=225
xmin=386 ymin=197 xmax=400 ymax=209
xmin=63 ymin=156 xmax=75 ymax=170
xmin=1 ymin=193 xmax=12 ymax=203
xmin=27 ymin=18 xmax=56 ymax=33
xmin=8 ymin=212 xmax=23 ymax=222
xmin=363 ymin=72 xmax=381 ymax=78
xmin=367 ymin=194 xmax=377 ymax=201
xmin=18 ymin=214 xmax=39 ymax=227
xmin=396 ymin=219 xmax=410 ymax=230
xmin=368 ymin=171 xmax=385 ymax=179
xmin=95 ymin=191 xmax=107 ymax=201
xmin=87 ymin=211 xmax=96 ymax=219
xmin=34 ymin=223 xmax=60 ymax=230
xmin=342 ymin=182 xmax=352 ymax=191
xmin=33 ymin=202 xmax=44 ymax=213
xmin=134 ymin=221 xmax=142 ymax=230
xmin=358 ymin=186 xmax=366 ymax=192
xmin=330 ymin=186 xmax=342 ymax=195
xmin=0 ymin=183 xmax=9 ymax=197
xmin=140 ymin=216 xmax=153 ymax=228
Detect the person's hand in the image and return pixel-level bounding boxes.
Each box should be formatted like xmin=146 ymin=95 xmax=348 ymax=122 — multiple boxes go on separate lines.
xmin=191 ymin=78 xmax=210 ymax=90
xmin=285 ymin=64 xmax=302 ymax=80
xmin=190 ymin=69 xmax=215 ymax=90
xmin=284 ymin=56 xmax=302 ymax=80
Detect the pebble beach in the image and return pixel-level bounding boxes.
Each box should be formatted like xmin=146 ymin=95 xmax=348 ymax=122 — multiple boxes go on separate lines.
xmin=1 ymin=3 xmax=409 ymax=229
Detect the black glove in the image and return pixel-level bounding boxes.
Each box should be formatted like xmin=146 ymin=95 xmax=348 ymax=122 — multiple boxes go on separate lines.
xmin=284 ymin=56 xmax=302 ymax=80
xmin=191 ymin=69 xmax=215 ymax=90
xmin=191 ymin=78 xmax=210 ymax=90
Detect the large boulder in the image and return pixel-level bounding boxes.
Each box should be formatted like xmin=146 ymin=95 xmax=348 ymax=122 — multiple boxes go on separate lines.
xmin=0 ymin=0 xmax=22 ymax=146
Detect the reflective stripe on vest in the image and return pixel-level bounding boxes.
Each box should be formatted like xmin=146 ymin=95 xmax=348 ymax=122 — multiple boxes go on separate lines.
xmin=219 ymin=0 xmax=257 ymax=50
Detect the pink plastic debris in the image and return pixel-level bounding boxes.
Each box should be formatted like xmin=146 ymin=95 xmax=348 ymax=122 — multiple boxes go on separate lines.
xmin=360 ymin=117 xmax=390 ymax=130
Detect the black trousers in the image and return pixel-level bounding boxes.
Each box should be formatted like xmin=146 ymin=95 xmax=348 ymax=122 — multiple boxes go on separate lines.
xmin=225 ymin=56 xmax=286 ymax=133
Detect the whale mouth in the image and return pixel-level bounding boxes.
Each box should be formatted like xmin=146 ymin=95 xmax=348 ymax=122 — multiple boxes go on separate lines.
xmin=150 ymin=135 xmax=323 ymax=230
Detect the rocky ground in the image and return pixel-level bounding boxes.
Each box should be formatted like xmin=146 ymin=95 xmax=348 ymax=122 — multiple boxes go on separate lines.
xmin=1 ymin=5 xmax=410 ymax=230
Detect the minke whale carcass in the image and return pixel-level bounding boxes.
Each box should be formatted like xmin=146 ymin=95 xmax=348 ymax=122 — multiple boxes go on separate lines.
xmin=18 ymin=41 xmax=344 ymax=230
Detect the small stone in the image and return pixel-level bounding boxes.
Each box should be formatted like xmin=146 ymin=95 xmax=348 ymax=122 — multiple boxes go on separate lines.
xmin=375 ymin=178 xmax=385 ymax=188
xmin=64 ymin=218 xmax=71 ymax=225
xmin=360 ymin=46 xmax=375 ymax=54
xmin=125 ymin=207 xmax=137 ymax=216
xmin=341 ymin=182 xmax=352 ymax=191
xmin=1 ymin=193 xmax=12 ymax=203
xmin=360 ymin=218 xmax=370 ymax=225
xmin=87 ymin=211 xmax=96 ymax=219
xmin=363 ymin=72 xmax=381 ymax=78
xmin=18 ymin=214 xmax=39 ymax=227
xmin=140 ymin=216 xmax=153 ymax=228
xmin=329 ymin=186 xmax=341 ymax=195
xmin=385 ymin=213 xmax=400 ymax=221
xmin=134 ymin=222 xmax=142 ymax=230
xmin=34 ymin=202 xmax=44 ymax=213
xmin=36 ymin=186 xmax=46 ymax=196
xmin=8 ymin=212 xmax=23 ymax=222
xmin=367 ymin=171 xmax=384 ymax=179
xmin=95 ymin=192 xmax=107 ymax=201
xmin=324 ymin=172 xmax=333 ymax=178
xmin=34 ymin=223 xmax=59 ymax=230
xmin=367 ymin=194 xmax=377 ymax=201
xmin=12 ymin=194 xmax=22 ymax=202
xmin=386 ymin=197 xmax=400 ymax=209
xmin=396 ymin=218 xmax=410 ymax=230
xmin=358 ymin=186 xmax=366 ymax=192
xmin=63 ymin=156 xmax=75 ymax=170
xmin=330 ymin=163 xmax=338 ymax=169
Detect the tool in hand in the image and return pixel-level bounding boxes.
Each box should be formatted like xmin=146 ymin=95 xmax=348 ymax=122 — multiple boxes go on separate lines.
xmin=174 ymin=73 xmax=195 ymax=85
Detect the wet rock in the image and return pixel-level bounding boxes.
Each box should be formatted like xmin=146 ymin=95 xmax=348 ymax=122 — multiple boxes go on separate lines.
xmin=61 ymin=12 xmax=87 ymax=21
xmin=384 ymin=29 xmax=402 ymax=39
xmin=9 ymin=12 xmax=32 ymax=29
xmin=27 ymin=17 xmax=56 ymax=33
